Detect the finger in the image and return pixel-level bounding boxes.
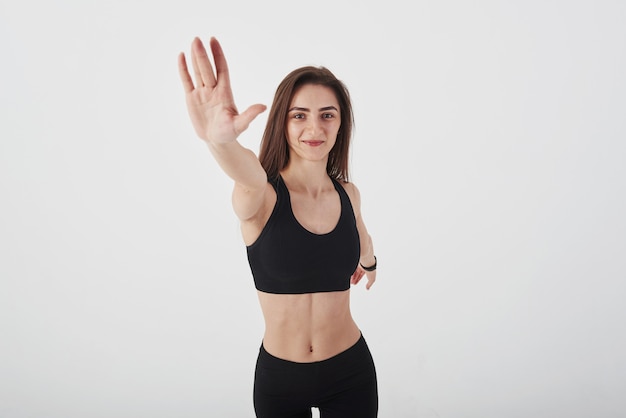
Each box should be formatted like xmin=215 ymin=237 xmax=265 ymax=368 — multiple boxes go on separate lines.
xmin=190 ymin=40 xmax=203 ymax=87
xmin=177 ymin=52 xmax=195 ymax=93
xmin=351 ymin=270 xmax=364 ymax=285
xmin=366 ymin=277 xmax=375 ymax=290
xmin=191 ymin=37 xmax=217 ymax=88
xmin=209 ymin=37 xmax=231 ymax=90
xmin=233 ymin=104 xmax=267 ymax=135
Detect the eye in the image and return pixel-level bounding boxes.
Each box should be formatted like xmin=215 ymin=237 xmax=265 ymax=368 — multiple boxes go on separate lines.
xmin=322 ymin=113 xmax=335 ymax=119
xmin=292 ymin=113 xmax=305 ymax=119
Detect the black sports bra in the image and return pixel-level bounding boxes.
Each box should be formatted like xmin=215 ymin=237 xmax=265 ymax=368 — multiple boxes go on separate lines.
xmin=246 ymin=176 xmax=360 ymax=294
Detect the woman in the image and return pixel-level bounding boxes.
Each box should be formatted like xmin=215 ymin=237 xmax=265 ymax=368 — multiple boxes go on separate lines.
xmin=178 ymin=36 xmax=378 ymax=417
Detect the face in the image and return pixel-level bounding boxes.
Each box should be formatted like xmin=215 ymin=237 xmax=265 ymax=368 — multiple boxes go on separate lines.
xmin=285 ymin=84 xmax=341 ymax=164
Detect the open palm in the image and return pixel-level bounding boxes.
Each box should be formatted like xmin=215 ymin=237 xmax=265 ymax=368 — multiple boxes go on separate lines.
xmin=178 ymin=37 xmax=266 ymax=144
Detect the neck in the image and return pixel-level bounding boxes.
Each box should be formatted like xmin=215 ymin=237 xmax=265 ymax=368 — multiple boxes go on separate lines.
xmin=281 ymin=159 xmax=331 ymax=194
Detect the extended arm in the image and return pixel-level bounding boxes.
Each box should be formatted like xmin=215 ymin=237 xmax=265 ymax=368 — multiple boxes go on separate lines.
xmin=178 ymin=37 xmax=268 ymax=220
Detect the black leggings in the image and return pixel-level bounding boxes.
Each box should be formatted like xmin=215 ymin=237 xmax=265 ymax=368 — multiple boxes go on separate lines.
xmin=253 ymin=334 xmax=378 ymax=418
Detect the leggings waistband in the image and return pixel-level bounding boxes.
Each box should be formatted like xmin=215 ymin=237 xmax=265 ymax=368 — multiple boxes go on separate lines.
xmin=259 ymin=333 xmax=368 ymax=367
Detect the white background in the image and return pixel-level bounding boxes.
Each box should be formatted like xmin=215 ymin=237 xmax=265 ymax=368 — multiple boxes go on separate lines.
xmin=1 ymin=1 xmax=625 ymax=417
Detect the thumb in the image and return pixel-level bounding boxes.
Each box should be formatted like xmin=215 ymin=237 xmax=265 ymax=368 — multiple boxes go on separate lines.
xmin=234 ymin=104 xmax=267 ymax=134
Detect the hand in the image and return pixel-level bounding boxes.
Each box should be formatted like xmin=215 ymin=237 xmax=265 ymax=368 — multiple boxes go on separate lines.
xmin=178 ymin=37 xmax=266 ymax=144
xmin=350 ymin=265 xmax=376 ymax=290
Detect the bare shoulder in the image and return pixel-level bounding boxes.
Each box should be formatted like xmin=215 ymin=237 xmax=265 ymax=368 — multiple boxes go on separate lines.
xmin=238 ymin=181 xmax=277 ymax=246
xmin=338 ymin=180 xmax=362 ymax=213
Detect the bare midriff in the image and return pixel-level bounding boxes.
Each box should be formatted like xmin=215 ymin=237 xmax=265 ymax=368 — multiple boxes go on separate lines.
xmin=257 ymin=289 xmax=362 ymax=363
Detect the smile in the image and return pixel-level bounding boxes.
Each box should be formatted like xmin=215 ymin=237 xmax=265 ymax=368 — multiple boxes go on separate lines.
xmin=302 ymin=140 xmax=324 ymax=146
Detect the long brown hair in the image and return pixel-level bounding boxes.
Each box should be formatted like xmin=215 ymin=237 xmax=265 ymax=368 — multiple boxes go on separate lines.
xmin=258 ymin=66 xmax=354 ymax=182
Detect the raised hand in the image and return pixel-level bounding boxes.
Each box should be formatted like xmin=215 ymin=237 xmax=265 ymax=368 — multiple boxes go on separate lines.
xmin=178 ymin=37 xmax=266 ymax=144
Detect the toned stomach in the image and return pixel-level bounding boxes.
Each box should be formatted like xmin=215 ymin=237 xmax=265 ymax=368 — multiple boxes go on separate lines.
xmin=257 ymin=289 xmax=362 ymax=363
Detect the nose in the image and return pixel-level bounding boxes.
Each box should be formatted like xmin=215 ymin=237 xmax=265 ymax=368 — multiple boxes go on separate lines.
xmin=305 ymin=118 xmax=323 ymax=137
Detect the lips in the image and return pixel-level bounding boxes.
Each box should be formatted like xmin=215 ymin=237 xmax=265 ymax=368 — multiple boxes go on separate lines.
xmin=303 ymin=140 xmax=324 ymax=146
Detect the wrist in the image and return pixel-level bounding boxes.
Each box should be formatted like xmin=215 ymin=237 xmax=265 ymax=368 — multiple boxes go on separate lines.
xmin=360 ymin=255 xmax=377 ymax=272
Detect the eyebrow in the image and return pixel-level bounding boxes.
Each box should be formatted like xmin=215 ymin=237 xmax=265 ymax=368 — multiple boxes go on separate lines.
xmin=288 ymin=106 xmax=339 ymax=113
